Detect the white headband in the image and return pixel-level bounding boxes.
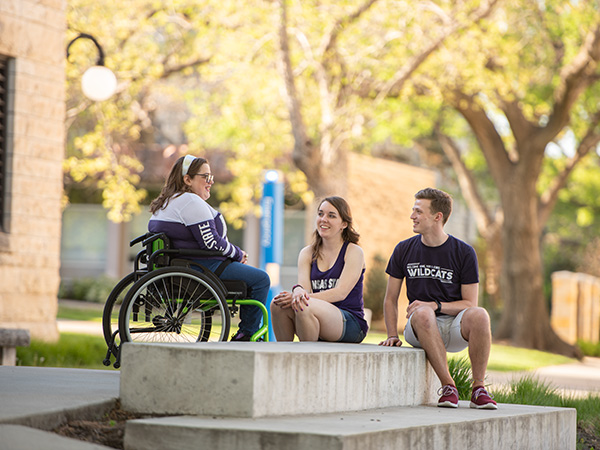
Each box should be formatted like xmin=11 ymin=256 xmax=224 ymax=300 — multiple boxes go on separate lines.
xmin=181 ymin=155 xmax=196 ymax=176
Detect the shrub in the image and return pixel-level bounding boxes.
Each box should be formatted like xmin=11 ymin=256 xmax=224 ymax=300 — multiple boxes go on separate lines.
xmin=364 ymin=253 xmax=388 ymax=320
xmin=60 ymin=275 xmax=118 ymax=303
xmin=17 ymin=333 xmax=109 ymax=370
xmin=448 ymin=356 xmax=472 ymax=400
xmin=577 ymin=340 xmax=600 ymax=357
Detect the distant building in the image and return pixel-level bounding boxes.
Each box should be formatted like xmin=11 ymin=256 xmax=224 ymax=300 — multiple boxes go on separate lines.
xmin=0 ymin=1 xmax=65 ymax=340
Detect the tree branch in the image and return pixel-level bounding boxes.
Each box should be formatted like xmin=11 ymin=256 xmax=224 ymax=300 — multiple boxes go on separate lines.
xmin=318 ymin=0 xmax=380 ymax=58
xmin=500 ymin=99 xmax=537 ymax=155
xmin=275 ymin=0 xmax=314 ymax=171
xmin=436 ymin=130 xmax=496 ymax=231
xmin=543 ymin=24 xmax=600 ymax=144
xmin=161 ymin=56 xmax=211 ymax=79
xmin=538 ymin=113 xmax=600 ymax=227
xmin=373 ymin=0 xmax=500 ymax=101
xmin=451 ymin=90 xmax=513 ymax=183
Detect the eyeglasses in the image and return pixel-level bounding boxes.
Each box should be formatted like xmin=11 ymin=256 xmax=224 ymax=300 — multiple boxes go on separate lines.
xmin=192 ymin=173 xmax=214 ymax=183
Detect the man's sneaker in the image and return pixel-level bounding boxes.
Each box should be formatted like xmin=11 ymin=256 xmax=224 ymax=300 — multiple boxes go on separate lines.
xmin=437 ymin=384 xmax=459 ymax=408
xmin=470 ymin=386 xmax=498 ymax=410
xmin=230 ymin=330 xmax=251 ymax=342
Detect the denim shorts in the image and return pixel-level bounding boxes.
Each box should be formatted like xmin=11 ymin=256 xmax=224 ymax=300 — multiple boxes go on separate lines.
xmin=337 ymin=309 xmax=366 ymax=343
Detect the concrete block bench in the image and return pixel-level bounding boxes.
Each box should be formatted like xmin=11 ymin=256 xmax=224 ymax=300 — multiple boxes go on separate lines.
xmin=120 ymin=342 xmax=438 ymax=418
xmin=0 ymin=329 xmax=30 ymax=366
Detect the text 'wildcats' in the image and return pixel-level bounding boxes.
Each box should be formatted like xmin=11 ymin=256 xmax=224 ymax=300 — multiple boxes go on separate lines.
xmin=406 ymin=263 xmax=453 ymax=283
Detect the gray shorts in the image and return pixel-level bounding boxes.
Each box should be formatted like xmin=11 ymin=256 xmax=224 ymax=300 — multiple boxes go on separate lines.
xmin=404 ymin=308 xmax=468 ymax=353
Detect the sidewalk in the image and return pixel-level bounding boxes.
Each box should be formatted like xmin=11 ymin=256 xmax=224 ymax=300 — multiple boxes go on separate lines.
xmin=487 ymin=356 xmax=600 ymax=397
xmin=0 ymin=366 xmax=119 ymax=449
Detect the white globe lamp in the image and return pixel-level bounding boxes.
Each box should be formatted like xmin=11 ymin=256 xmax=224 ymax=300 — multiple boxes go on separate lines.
xmin=67 ymin=33 xmax=117 ymax=102
xmin=81 ymin=65 xmax=117 ymax=101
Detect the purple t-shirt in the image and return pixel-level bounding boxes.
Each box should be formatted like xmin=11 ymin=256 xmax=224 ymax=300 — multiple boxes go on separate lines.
xmin=386 ymin=234 xmax=478 ymax=308
xmin=310 ymin=241 xmax=369 ymax=334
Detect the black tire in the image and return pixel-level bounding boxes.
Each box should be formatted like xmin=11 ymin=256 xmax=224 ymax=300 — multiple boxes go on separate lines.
xmin=118 ymin=267 xmax=230 ymax=345
xmin=102 ymin=272 xmax=136 ymax=356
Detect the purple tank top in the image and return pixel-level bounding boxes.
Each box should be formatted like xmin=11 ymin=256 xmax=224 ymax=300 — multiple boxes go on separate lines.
xmin=310 ymin=241 xmax=368 ymax=334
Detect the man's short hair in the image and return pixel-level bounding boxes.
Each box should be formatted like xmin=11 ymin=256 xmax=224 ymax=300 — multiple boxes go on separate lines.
xmin=415 ymin=188 xmax=453 ymax=224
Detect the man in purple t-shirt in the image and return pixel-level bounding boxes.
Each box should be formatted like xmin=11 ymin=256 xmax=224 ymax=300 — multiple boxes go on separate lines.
xmin=379 ymin=188 xmax=497 ymax=410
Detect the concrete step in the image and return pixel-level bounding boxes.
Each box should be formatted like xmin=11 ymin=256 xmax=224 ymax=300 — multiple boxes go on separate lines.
xmin=120 ymin=342 xmax=438 ymax=417
xmin=123 ymin=402 xmax=576 ymax=450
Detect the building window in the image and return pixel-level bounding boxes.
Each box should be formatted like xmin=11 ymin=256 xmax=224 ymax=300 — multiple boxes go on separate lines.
xmin=0 ymin=55 xmax=12 ymax=233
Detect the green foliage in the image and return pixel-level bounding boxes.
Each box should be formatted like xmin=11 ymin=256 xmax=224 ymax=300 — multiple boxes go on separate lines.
xmin=447 ymin=356 xmax=472 ymax=401
xmin=577 ymin=340 xmax=600 ymax=358
xmin=363 ymin=254 xmax=387 ymax=320
xmin=451 ymin=343 xmax=574 ymax=372
xmin=492 ymin=374 xmax=600 ymax=445
xmin=492 ymin=375 xmax=559 ymax=406
xmin=16 ymin=333 xmax=110 ymax=370
xmin=491 ymin=376 xmax=600 ymax=436
xmin=60 ymin=276 xmax=118 ymax=303
xmin=57 ymin=305 xmax=103 ymax=322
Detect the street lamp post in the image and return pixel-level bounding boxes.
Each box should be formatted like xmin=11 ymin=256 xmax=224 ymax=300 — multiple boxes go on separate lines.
xmin=260 ymin=170 xmax=284 ymax=342
xmin=66 ymin=33 xmax=117 ymax=101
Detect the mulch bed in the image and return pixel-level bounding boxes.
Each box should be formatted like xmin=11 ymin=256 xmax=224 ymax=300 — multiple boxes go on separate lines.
xmin=52 ymin=401 xmax=150 ymax=450
xmin=577 ymin=423 xmax=600 ymax=450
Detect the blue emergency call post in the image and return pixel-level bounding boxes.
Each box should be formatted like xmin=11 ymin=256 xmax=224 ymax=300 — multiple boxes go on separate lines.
xmin=260 ymin=170 xmax=284 ymax=342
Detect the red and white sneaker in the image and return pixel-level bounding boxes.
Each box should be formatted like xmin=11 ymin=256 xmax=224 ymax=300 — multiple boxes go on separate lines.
xmin=470 ymin=386 xmax=498 ymax=410
xmin=437 ymin=384 xmax=459 ymax=408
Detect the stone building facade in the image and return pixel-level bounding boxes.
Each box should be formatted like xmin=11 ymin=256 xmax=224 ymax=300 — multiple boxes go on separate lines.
xmin=0 ymin=0 xmax=66 ymax=341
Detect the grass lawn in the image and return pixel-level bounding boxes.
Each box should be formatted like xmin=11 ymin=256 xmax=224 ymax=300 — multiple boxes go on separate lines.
xmin=58 ymin=304 xmax=103 ymax=322
xmin=17 ymin=332 xmax=112 ymax=370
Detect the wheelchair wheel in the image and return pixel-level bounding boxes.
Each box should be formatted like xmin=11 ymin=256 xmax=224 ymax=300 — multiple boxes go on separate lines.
xmin=102 ymin=272 xmax=136 ymax=356
xmin=118 ymin=266 xmax=230 ymax=345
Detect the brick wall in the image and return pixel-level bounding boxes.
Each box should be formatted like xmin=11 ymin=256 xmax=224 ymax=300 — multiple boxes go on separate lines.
xmin=0 ymin=0 xmax=66 ymax=341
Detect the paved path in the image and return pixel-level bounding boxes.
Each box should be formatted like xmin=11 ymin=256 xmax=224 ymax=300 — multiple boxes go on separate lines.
xmin=58 ymin=320 xmax=104 ymax=337
xmin=487 ymin=356 xmax=600 ymax=396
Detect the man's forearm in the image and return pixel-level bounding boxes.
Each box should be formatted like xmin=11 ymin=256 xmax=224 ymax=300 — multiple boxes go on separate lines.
xmin=383 ymin=299 xmax=399 ymax=336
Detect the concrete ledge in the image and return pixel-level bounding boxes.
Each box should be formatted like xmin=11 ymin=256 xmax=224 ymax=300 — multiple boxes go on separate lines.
xmin=120 ymin=342 xmax=438 ymax=418
xmin=0 ymin=329 xmax=30 ymax=366
xmin=124 ymin=402 xmax=577 ymax=450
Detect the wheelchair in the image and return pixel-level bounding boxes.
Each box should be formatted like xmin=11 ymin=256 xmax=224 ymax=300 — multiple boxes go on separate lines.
xmin=102 ymin=232 xmax=269 ymax=368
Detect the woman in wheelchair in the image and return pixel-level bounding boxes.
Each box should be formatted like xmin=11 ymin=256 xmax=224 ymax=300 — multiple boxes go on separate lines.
xmin=270 ymin=196 xmax=368 ymax=343
xmin=148 ymin=154 xmax=270 ymax=341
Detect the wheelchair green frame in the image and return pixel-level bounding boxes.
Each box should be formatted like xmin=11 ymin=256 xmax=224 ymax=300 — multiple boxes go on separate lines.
xmin=101 ymin=232 xmax=269 ymax=368
xmin=148 ymin=235 xmax=269 ymax=342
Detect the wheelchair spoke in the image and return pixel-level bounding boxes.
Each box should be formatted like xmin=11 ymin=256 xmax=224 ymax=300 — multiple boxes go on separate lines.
xmin=119 ymin=267 xmax=230 ymax=345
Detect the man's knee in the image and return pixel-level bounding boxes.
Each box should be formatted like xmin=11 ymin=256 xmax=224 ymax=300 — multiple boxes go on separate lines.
xmin=410 ymin=306 xmax=437 ymax=327
xmin=461 ymin=307 xmax=491 ymax=340
xmin=463 ymin=307 xmax=490 ymax=326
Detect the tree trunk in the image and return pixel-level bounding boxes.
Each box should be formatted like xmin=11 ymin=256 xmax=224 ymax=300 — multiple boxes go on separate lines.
xmin=494 ymin=182 xmax=581 ymax=358
xmin=480 ymin=224 xmax=503 ymax=313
